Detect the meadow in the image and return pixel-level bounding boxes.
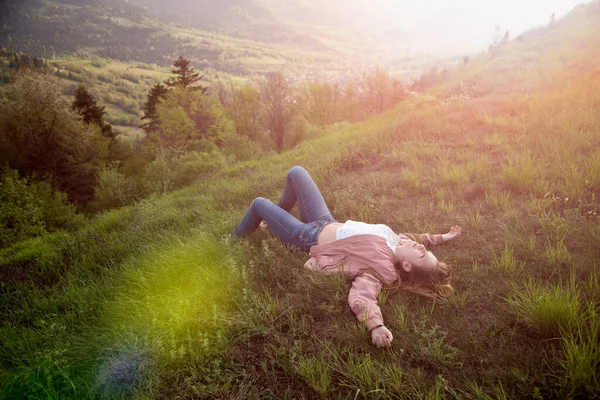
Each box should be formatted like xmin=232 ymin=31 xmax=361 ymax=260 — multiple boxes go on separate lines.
xmin=1 ymin=3 xmax=600 ymax=399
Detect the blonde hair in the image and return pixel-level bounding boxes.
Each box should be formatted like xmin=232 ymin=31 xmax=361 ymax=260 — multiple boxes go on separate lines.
xmin=397 ymin=261 xmax=454 ymax=299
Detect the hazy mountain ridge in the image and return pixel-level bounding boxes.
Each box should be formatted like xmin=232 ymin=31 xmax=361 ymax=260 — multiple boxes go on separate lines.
xmin=133 ymin=0 xmax=275 ymax=26
xmin=0 ymin=0 xmax=184 ymax=64
xmin=0 ymin=0 xmax=397 ymax=75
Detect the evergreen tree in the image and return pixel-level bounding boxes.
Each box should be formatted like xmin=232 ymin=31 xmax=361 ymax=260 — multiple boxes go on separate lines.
xmin=165 ymin=56 xmax=205 ymax=91
xmin=72 ymin=86 xmax=115 ymax=140
xmin=503 ymin=30 xmax=510 ymax=44
xmin=141 ymin=83 xmax=168 ymax=133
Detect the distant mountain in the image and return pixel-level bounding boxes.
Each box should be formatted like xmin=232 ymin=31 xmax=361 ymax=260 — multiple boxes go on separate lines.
xmin=0 ymin=0 xmax=370 ymax=76
xmin=0 ymin=0 xmax=186 ymax=64
xmin=259 ymin=0 xmax=394 ymax=32
xmin=134 ymin=0 xmax=274 ymax=27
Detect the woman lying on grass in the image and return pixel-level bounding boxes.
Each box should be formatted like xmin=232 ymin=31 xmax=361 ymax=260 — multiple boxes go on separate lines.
xmin=230 ymin=166 xmax=462 ymax=348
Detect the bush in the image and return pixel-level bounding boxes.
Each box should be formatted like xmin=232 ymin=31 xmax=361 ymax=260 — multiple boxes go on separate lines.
xmin=142 ymin=150 xmax=176 ymax=195
xmin=0 ymin=169 xmax=83 ymax=248
xmin=173 ymin=151 xmax=227 ymax=187
xmin=285 ymin=117 xmax=322 ymax=149
xmin=121 ymin=72 xmax=140 ymax=84
xmin=90 ymin=165 xmax=140 ymax=212
xmin=220 ymin=132 xmax=265 ymax=162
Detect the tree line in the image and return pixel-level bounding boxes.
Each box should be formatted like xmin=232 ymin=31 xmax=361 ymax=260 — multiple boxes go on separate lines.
xmin=141 ymin=56 xmax=408 ymax=153
xmin=0 ymin=55 xmax=409 ymax=248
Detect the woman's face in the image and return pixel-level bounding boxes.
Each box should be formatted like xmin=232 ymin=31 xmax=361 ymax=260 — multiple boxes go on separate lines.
xmin=395 ymin=239 xmax=438 ymax=273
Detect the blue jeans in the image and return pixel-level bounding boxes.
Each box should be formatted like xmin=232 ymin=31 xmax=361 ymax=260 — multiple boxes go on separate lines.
xmin=231 ymin=166 xmax=337 ymax=252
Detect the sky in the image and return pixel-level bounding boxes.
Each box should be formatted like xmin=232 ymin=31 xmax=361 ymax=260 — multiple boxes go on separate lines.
xmin=365 ymin=0 xmax=589 ymax=53
xmin=375 ymin=0 xmax=586 ymax=30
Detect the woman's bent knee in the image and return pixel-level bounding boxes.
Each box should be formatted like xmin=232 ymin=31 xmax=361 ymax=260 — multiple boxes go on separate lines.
xmin=288 ymin=166 xmax=307 ymax=178
xmin=252 ymin=197 xmax=270 ymax=210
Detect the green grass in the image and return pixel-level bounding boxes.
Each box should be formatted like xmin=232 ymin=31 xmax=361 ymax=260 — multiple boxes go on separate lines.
xmin=559 ymin=303 xmax=600 ymax=398
xmin=3 ymin=3 xmax=600 ymax=398
xmin=490 ymin=244 xmax=521 ymax=274
xmin=501 ymin=150 xmax=540 ymax=194
xmin=505 ymin=280 xmax=581 ymax=338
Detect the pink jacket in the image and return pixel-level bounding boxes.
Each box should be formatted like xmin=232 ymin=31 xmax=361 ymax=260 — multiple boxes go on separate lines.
xmin=304 ymin=233 xmax=443 ymax=331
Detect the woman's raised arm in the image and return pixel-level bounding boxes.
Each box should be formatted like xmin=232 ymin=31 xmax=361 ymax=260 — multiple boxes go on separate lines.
xmin=406 ymin=225 xmax=462 ymax=246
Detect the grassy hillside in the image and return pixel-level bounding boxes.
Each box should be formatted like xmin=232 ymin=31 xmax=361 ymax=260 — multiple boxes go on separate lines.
xmin=1 ymin=2 xmax=600 ymax=399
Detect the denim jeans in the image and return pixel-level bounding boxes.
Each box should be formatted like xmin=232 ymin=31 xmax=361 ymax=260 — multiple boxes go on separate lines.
xmin=231 ymin=166 xmax=337 ymax=252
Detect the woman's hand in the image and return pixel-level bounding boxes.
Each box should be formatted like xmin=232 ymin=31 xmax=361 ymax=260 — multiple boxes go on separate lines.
xmin=448 ymin=225 xmax=462 ymax=237
xmin=441 ymin=225 xmax=462 ymax=242
xmin=371 ymin=325 xmax=393 ymax=348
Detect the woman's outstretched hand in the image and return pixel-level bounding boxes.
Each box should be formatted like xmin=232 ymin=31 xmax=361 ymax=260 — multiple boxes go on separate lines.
xmin=371 ymin=325 xmax=393 ymax=348
xmin=441 ymin=225 xmax=462 ymax=243
xmin=448 ymin=225 xmax=462 ymax=237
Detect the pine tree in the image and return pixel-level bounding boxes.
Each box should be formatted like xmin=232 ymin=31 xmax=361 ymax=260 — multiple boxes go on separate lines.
xmin=72 ymin=86 xmax=115 ymax=140
xmin=165 ymin=56 xmax=205 ymax=91
xmin=141 ymin=83 xmax=168 ymax=133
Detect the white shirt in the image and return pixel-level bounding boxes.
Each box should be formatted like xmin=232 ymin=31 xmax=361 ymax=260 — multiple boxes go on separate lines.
xmin=336 ymin=220 xmax=400 ymax=252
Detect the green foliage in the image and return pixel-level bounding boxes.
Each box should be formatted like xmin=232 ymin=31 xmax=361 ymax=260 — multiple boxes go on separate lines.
xmin=228 ymin=84 xmax=262 ymax=140
xmin=301 ymin=81 xmax=340 ymax=128
xmin=165 ymin=56 xmax=205 ymax=90
xmin=154 ymin=87 xmax=233 ymax=150
xmin=90 ymin=164 xmax=140 ymax=212
xmin=72 ymin=85 xmax=115 ymax=139
xmin=219 ymin=132 xmax=267 ymax=163
xmin=261 ymin=71 xmax=294 ymax=153
xmin=142 ymin=150 xmax=177 ymax=195
xmin=0 ymin=168 xmax=83 ymax=248
xmin=172 ymin=151 xmax=228 ymax=187
xmin=0 ymin=70 xmax=109 ymax=205
xmin=141 ymin=83 xmax=168 ymax=133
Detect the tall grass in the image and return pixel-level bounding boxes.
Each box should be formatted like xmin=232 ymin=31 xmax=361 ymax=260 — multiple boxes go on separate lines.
xmin=559 ymin=303 xmax=600 ymax=398
xmin=506 ymin=280 xmax=581 ymax=337
xmin=501 ymin=150 xmax=539 ymax=194
xmin=296 ymin=355 xmax=332 ymax=396
xmin=490 ymin=245 xmax=521 ymax=274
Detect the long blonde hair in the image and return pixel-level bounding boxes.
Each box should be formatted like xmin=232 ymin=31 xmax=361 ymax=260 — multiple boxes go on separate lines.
xmin=396 ymin=261 xmax=454 ymax=299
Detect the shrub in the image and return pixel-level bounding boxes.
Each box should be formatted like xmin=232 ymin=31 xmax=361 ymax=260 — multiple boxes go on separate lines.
xmin=220 ymin=132 xmax=265 ymax=162
xmin=173 ymin=151 xmax=227 ymax=187
xmin=90 ymin=165 xmax=140 ymax=212
xmin=121 ymin=72 xmax=140 ymax=84
xmin=0 ymin=169 xmax=83 ymax=248
xmin=142 ymin=150 xmax=176 ymax=195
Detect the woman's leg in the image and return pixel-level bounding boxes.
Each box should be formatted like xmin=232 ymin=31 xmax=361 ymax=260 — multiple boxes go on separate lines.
xmin=231 ymin=197 xmax=306 ymax=247
xmin=278 ymin=166 xmax=333 ymax=223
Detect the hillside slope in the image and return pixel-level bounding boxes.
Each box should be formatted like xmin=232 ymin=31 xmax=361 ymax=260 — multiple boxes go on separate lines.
xmin=1 ymin=2 xmax=600 ymax=399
